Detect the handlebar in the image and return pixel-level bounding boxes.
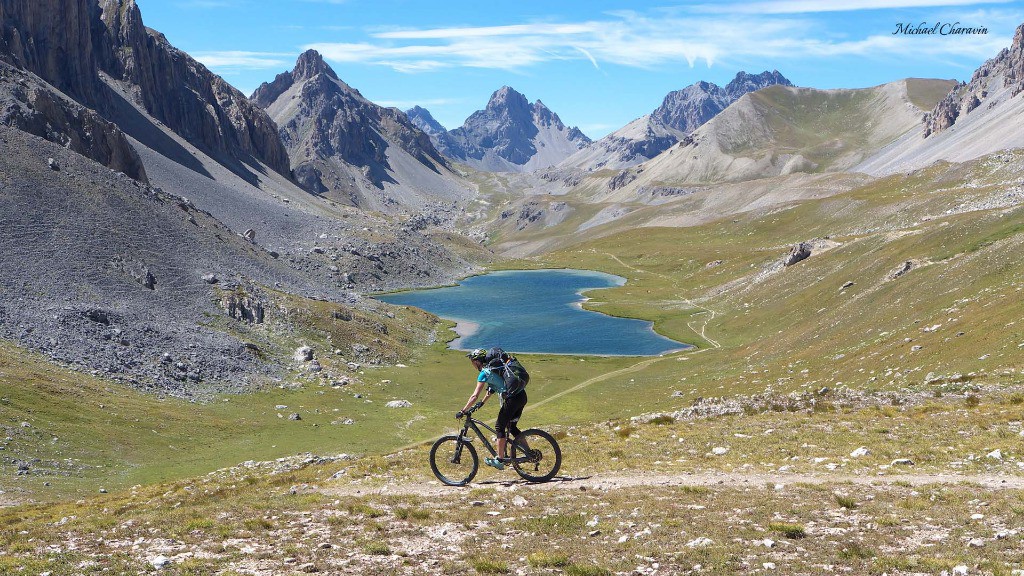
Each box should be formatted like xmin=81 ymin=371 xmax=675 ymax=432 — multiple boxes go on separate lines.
xmin=458 ymin=401 xmax=485 ymax=419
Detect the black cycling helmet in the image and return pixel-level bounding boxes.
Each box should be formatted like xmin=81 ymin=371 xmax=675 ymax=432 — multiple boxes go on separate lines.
xmin=466 ymin=348 xmax=488 ymax=361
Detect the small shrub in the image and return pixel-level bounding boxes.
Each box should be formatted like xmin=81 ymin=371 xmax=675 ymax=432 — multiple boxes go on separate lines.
xmin=834 ymin=494 xmax=857 ymax=509
xmin=471 ymin=557 xmax=510 ymax=574
xmin=528 ymin=552 xmax=570 ymax=568
xmin=965 ymin=395 xmax=981 ymax=408
xmin=520 ymin=514 xmax=586 ymax=534
xmin=363 ymin=541 xmax=391 ymax=556
xmin=615 ymin=425 xmax=636 ymax=439
xmin=768 ymin=522 xmax=806 ymax=539
xmin=839 ymin=541 xmax=875 ymax=560
xmin=1007 ymin=393 xmax=1024 ymax=405
xmin=324 ymin=515 xmax=347 ymax=526
xmin=649 ymin=415 xmax=675 ymax=425
xmin=812 ymin=401 xmax=835 ymax=413
xmin=346 ymin=503 xmax=385 ymax=518
xmin=395 ymin=507 xmax=431 ymax=521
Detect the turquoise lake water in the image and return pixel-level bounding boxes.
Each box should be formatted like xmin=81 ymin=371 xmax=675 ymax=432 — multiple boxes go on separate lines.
xmin=375 ymin=269 xmax=688 ymax=356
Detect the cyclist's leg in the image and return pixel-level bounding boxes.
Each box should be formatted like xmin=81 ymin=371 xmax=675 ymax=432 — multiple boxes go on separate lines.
xmin=505 ymin=392 xmax=528 ymax=453
xmin=494 ymin=400 xmax=512 ymax=460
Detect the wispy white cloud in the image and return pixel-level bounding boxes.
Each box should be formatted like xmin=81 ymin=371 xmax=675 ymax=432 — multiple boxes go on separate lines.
xmin=191 ymin=51 xmax=293 ymax=70
xmin=303 ymin=6 xmax=1014 ymax=74
xmin=575 ymin=46 xmax=600 ymax=70
xmin=373 ymin=23 xmax=603 ymax=39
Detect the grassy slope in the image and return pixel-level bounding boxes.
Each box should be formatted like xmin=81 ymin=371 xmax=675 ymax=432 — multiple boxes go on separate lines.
xmin=3 ymin=388 xmax=1022 ymax=575
xmin=527 ymin=152 xmax=1024 ymax=396
xmin=3 ymin=148 xmax=1024 ymax=574
xmin=5 ymin=150 xmax=1024 ymax=504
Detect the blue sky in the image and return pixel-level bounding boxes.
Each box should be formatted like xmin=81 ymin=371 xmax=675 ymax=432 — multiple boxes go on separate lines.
xmin=134 ymin=0 xmax=1022 ymax=138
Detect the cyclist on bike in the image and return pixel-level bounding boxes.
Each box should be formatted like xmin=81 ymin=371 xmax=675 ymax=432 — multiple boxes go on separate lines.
xmin=457 ymin=347 xmax=528 ymax=470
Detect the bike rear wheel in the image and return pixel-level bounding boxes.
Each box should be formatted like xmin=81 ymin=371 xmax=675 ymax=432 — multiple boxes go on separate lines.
xmin=429 ymin=435 xmax=479 ymax=486
xmin=510 ymin=429 xmax=561 ymax=482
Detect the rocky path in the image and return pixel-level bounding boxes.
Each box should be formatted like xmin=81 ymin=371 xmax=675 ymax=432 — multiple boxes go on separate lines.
xmin=325 ymin=470 xmax=1024 ymax=498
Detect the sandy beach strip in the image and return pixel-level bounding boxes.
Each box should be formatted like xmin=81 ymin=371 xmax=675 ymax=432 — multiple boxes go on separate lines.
xmin=448 ymin=319 xmax=480 ymax=350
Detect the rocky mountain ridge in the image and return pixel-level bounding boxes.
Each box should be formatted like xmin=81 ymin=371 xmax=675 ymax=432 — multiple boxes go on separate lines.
xmin=0 ymin=2 xmax=484 ymax=394
xmin=412 ymin=86 xmax=591 ymax=173
xmin=0 ymin=0 xmax=290 ymax=181
xmin=405 ymin=105 xmax=448 ymax=139
xmin=253 ymin=50 xmax=472 ymax=214
xmin=856 ymin=24 xmax=1024 ymax=175
xmin=561 ymin=70 xmax=792 ymax=171
xmin=925 ymin=22 xmax=1024 ymax=136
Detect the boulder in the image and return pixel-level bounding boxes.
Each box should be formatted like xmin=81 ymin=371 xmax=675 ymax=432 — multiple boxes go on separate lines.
xmin=783 ymin=242 xmax=813 ymax=266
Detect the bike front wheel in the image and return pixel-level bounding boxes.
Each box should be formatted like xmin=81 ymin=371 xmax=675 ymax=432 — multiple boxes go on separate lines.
xmin=429 ymin=435 xmax=479 ymax=486
xmin=511 ymin=429 xmax=561 ymax=482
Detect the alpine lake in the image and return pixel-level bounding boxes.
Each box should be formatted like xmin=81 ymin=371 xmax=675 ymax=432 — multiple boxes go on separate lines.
xmin=375 ymin=269 xmax=689 ymax=356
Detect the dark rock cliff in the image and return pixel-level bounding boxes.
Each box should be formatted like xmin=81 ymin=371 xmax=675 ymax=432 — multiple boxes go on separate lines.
xmin=0 ymin=0 xmax=146 ymax=178
xmin=0 ymin=63 xmax=147 ymax=180
xmin=925 ymin=23 xmax=1024 ymax=137
xmin=96 ymin=0 xmax=290 ymax=177
xmin=0 ymin=0 xmax=290 ymax=179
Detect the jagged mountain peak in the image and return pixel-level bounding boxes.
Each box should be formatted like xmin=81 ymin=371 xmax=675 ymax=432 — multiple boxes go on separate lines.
xmin=725 ymin=70 xmax=792 ymax=98
xmin=430 ymin=86 xmax=589 ymax=172
xmin=562 ymin=69 xmax=792 ymax=171
xmin=486 ymin=86 xmax=531 ymax=113
xmin=406 ymin=106 xmax=447 ymax=137
xmin=293 ymin=49 xmax=338 ymax=82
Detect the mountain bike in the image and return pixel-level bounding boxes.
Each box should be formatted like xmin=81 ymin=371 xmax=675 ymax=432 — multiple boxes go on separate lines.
xmin=429 ymin=402 xmax=561 ymax=486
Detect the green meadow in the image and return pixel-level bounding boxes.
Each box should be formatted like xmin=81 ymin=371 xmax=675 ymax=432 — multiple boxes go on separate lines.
xmin=2 ymin=150 xmax=1023 ymax=506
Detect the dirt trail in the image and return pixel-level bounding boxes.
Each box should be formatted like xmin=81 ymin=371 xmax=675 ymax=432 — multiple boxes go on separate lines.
xmin=528 ymin=356 xmax=666 ymax=411
xmin=325 ymin=471 xmax=1024 ymax=498
xmin=601 ymin=251 xmax=721 ymax=349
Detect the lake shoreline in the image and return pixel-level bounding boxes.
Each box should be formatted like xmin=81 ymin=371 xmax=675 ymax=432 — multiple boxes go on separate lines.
xmin=448 ymin=319 xmax=481 ymax=350
xmin=377 ymin=269 xmax=691 ymax=357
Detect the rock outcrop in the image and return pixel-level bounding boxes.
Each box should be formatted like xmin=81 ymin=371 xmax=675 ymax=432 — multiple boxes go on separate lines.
xmin=0 ymin=63 xmax=147 ymax=180
xmin=0 ymin=0 xmax=291 ymax=180
xmin=253 ymin=50 xmax=471 ymax=213
xmin=422 ymin=86 xmax=591 ymax=172
xmin=561 ymin=71 xmax=791 ymax=171
xmin=95 ymin=0 xmax=290 ymax=177
xmin=925 ymin=23 xmax=1024 ymax=137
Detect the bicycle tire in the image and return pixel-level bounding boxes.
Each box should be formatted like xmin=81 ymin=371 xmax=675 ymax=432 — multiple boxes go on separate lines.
xmin=429 ymin=435 xmax=479 ymax=486
xmin=510 ymin=429 xmax=561 ymax=482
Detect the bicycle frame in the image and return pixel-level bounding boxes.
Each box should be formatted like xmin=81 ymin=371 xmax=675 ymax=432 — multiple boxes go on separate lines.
xmin=458 ymin=415 xmax=531 ymax=464
xmin=460 ymin=416 xmax=500 ymax=457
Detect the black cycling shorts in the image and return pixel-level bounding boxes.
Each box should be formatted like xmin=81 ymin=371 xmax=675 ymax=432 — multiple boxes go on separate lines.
xmin=495 ymin=391 xmax=527 ymax=439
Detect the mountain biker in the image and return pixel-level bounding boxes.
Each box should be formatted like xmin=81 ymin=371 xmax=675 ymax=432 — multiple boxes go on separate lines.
xmin=457 ymin=347 xmax=528 ymax=470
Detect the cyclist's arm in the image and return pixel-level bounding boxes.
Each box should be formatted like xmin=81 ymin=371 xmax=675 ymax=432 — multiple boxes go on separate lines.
xmin=461 ymin=380 xmax=487 ymax=413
